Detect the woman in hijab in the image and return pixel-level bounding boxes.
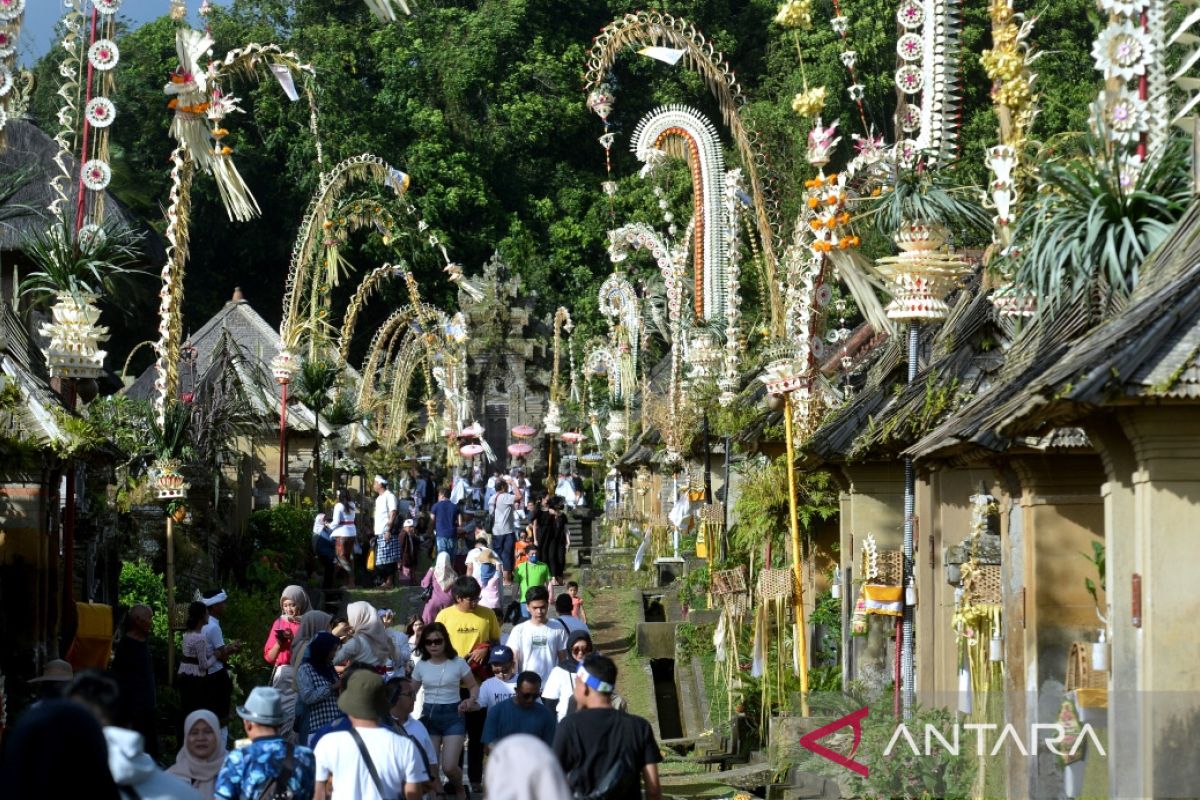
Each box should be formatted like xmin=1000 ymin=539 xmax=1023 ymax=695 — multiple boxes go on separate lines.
xmin=334 ymin=599 xmax=397 ymax=671
xmin=263 ymin=585 xmax=311 ymax=669
xmin=540 ymin=630 xmax=594 ymax=721
xmin=0 ymin=700 xmax=119 ymax=799
xmin=166 ymin=709 xmax=226 ymax=797
xmin=484 ymin=733 xmax=571 ymax=800
xmin=295 ymin=631 xmax=343 ymax=743
xmin=420 ymin=551 xmax=457 ymax=624
xmin=289 ymin=609 xmax=334 ymax=682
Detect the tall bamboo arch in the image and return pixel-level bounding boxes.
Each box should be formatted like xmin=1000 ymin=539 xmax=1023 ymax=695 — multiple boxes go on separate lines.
xmin=356 ymin=303 xmax=462 ymax=414
xmin=585 ymin=11 xmax=783 ymax=333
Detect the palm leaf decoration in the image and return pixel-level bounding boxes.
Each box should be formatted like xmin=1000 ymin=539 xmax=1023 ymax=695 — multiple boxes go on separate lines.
xmin=19 ymin=213 xmax=145 ymax=307
xmin=1006 ymin=132 xmax=1191 ymax=315
xmin=862 ymin=156 xmax=991 ymax=238
xmin=147 ymin=401 xmax=194 ymax=461
xmin=294 ymin=358 xmax=340 ymax=504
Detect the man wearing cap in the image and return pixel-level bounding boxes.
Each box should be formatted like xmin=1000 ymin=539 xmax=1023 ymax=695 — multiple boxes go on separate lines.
xmin=314 ymin=670 xmax=427 ymax=800
xmin=480 ymin=671 xmax=556 ymax=751
xmin=373 ymin=476 xmax=400 ymax=589
xmin=202 ymin=589 xmax=242 ymax=739
xmin=554 ymin=654 xmax=662 ymax=800
xmin=214 ymin=686 xmax=316 ymax=800
xmin=435 ymin=576 xmax=500 ymax=794
xmin=477 ymin=645 xmax=519 ymax=710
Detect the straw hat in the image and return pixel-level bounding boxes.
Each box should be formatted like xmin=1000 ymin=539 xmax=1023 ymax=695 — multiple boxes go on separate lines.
xmin=29 ymin=659 xmax=73 ymax=683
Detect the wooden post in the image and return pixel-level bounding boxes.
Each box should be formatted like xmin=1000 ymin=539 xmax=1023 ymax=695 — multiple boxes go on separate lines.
xmin=166 ymin=513 xmax=176 ymax=684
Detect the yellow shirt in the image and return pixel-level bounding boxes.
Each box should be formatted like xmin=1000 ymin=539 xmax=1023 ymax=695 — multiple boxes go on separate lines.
xmin=436 ymin=605 xmax=501 ymax=658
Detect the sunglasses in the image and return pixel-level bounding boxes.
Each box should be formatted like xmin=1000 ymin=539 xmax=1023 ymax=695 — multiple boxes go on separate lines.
xmin=424 ymin=638 xmax=445 ymax=646
xmin=571 ymin=645 xmax=591 ymax=653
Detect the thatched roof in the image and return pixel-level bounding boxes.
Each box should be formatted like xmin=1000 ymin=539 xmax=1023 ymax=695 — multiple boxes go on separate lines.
xmin=802 ymin=281 xmax=1007 ymax=464
xmin=0 ymin=301 xmax=72 ymax=445
xmin=908 ymin=200 xmax=1200 ymax=462
xmin=0 ymin=119 xmax=166 ymax=264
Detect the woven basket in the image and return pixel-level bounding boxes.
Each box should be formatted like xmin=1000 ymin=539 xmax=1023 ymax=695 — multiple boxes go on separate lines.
xmin=698 ymin=503 xmax=725 ymax=524
xmin=757 ymin=567 xmax=794 ymax=602
xmin=1066 ymin=642 xmax=1107 ymax=691
xmin=964 ymin=564 xmax=1002 ymax=605
xmin=866 ymin=550 xmax=904 ymax=586
xmin=721 ymin=592 xmax=750 ymax=617
xmin=711 ymin=567 xmax=747 ymax=596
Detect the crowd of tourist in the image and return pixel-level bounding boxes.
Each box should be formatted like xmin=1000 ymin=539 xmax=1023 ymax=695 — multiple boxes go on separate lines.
xmin=0 ymin=470 xmax=661 ymax=800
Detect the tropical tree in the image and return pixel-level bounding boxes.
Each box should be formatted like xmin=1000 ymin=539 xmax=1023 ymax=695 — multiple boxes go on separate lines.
xmin=293 ymin=358 xmax=339 ymax=504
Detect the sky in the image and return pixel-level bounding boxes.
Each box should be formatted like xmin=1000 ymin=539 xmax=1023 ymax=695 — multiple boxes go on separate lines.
xmin=17 ymin=0 xmax=231 ymax=67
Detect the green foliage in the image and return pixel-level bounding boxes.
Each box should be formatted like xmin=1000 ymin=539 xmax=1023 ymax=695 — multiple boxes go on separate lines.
xmin=118 ymin=560 xmax=171 ymax=641
xmin=18 ymin=215 xmax=147 ymax=307
xmin=84 ymin=395 xmax=154 ymax=463
xmin=1083 ymin=539 xmax=1106 ymax=609
xmin=147 ymin=401 xmax=195 ymax=461
xmin=1008 ymin=132 xmax=1192 ymax=314
xmin=675 ymin=621 xmax=715 ymax=659
xmin=729 ymin=457 xmax=839 ymax=564
xmin=677 ymin=563 xmax=710 ymax=612
xmin=248 ymin=500 xmax=314 ymax=556
xmin=49 ymin=408 xmax=106 ymax=459
xmin=862 ymin=158 xmax=990 ymax=238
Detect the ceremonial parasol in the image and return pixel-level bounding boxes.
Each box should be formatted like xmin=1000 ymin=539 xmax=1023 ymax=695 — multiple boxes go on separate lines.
xmin=460 ymin=443 xmax=485 ymax=457
xmin=507 ymin=442 xmax=533 ymax=456
xmin=511 ymin=424 xmax=537 ymax=438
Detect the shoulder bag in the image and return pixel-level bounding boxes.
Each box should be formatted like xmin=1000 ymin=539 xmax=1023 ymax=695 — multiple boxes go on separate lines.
xmin=348 ymin=725 xmax=395 ymax=800
xmin=254 ymin=741 xmax=297 ymax=800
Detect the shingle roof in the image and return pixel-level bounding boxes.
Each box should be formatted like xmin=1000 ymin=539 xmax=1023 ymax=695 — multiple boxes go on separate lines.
xmin=123 ymin=296 xmax=364 ymax=438
xmin=907 ymin=200 xmax=1200 ymax=461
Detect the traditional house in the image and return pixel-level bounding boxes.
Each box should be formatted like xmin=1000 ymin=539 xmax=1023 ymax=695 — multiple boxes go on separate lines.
xmin=124 ymin=288 xmax=370 ymax=535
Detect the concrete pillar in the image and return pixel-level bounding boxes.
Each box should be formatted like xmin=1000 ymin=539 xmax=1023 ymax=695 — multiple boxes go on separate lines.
xmin=1117 ymin=408 xmax=1200 ymax=797
xmin=1087 ymin=417 xmax=1139 ymax=798
xmin=1008 ymin=453 xmax=1105 ymax=798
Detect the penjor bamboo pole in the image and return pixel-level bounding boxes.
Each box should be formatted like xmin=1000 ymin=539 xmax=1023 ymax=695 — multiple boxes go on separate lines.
xmin=783 ymin=393 xmax=810 ymax=716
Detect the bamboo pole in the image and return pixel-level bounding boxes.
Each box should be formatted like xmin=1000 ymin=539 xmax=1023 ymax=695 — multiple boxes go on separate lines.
xmin=166 ymin=513 xmax=176 ymax=685
xmin=783 ymin=394 xmax=810 ymax=716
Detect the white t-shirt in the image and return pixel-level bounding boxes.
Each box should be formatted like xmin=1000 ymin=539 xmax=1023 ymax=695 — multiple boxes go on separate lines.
xmin=411 ymin=657 xmax=471 ymax=705
xmin=314 ymin=727 xmax=428 ymax=800
xmin=478 ymin=674 xmax=517 ymax=709
xmin=331 ymin=502 xmax=357 ymax=538
xmin=541 ymin=666 xmax=575 ymax=721
xmin=507 ymin=621 xmax=568 ymax=685
xmin=201 ymin=616 xmax=225 ymax=674
xmin=401 ymin=716 xmax=438 ymax=769
xmin=374 ymin=490 xmax=398 ymax=535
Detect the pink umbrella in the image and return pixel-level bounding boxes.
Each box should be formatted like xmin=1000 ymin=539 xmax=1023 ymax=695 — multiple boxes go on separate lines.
xmin=511 ymin=424 xmax=537 ymax=438
xmin=460 ymin=443 xmax=485 ymax=457
xmin=507 ymin=442 xmax=533 ymax=456
xmin=561 ymin=432 xmax=587 ymax=444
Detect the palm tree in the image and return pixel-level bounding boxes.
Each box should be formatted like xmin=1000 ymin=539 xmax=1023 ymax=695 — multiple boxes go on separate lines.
xmin=294 ymin=358 xmax=339 ymax=505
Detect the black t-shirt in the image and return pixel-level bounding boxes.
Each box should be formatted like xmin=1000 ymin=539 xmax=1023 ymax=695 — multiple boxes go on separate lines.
xmin=553 ymin=707 xmax=661 ymax=798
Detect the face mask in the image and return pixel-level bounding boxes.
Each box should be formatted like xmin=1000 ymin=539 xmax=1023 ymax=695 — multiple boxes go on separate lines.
xmin=527 ymin=555 xmax=538 ymax=563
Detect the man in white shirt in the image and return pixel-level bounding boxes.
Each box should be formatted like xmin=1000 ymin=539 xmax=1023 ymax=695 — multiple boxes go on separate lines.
xmin=506 ymin=586 xmax=567 ymax=687
xmin=477 ymin=645 xmax=518 ymax=709
xmin=201 ymin=589 xmax=241 ymax=742
xmin=314 ymin=670 xmax=426 ymax=800
xmin=373 ymin=476 xmax=399 ymax=589
xmin=464 ymin=537 xmax=489 ymax=578
xmin=386 ymin=676 xmax=438 ymax=799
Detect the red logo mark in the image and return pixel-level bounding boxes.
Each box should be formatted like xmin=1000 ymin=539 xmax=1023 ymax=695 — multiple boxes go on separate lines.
xmin=799 ymin=706 xmax=869 ymax=777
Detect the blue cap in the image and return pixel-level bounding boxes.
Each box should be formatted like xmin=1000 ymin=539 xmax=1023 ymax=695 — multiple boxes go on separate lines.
xmin=488 ymin=644 xmax=514 ymax=665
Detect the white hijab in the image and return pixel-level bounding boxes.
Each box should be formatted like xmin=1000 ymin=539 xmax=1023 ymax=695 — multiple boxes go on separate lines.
xmin=433 ymin=551 xmax=456 ymax=591
xmin=484 ymin=734 xmax=572 ymax=800
xmin=338 ymin=600 xmax=396 ymax=665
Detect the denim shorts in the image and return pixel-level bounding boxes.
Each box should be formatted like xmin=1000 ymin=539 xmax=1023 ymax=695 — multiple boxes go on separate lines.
xmin=435 ymin=537 xmax=455 ymax=554
xmin=421 ymin=701 xmax=466 ymax=736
